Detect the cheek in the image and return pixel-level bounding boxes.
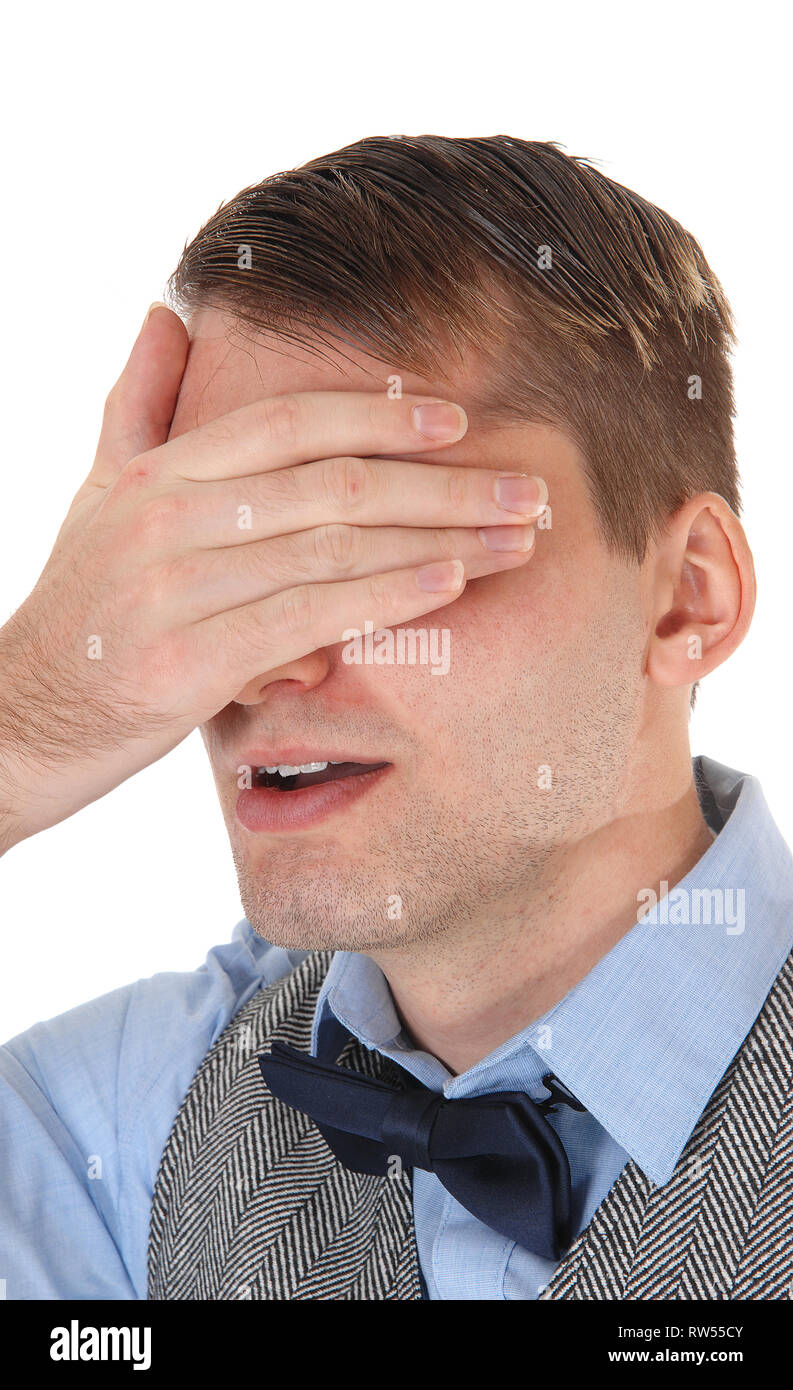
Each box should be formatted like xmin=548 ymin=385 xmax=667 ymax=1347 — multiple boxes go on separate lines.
xmin=361 ymin=524 xmax=619 ymax=719
xmin=377 ymin=566 xmax=552 ymax=717
xmin=442 ymin=554 xmax=573 ymax=662
xmin=417 ymin=540 xmax=615 ymax=705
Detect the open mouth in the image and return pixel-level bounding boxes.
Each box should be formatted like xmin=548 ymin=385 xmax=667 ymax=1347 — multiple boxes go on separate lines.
xmin=252 ymin=761 xmax=390 ymax=791
xmin=237 ymin=755 xmax=393 ymax=832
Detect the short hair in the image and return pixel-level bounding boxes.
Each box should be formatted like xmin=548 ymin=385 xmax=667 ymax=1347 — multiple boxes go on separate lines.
xmin=167 ymin=135 xmax=741 ymax=705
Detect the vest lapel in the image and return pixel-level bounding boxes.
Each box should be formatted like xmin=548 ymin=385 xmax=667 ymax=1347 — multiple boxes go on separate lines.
xmin=540 ymin=948 xmax=793 ymax=1300
xmin=148 ymin=951 xmax=423 ymax=1300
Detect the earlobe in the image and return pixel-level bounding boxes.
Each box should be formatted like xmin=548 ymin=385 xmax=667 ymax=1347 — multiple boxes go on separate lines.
xmin=646 ymin=493 xmax=756 ymax=690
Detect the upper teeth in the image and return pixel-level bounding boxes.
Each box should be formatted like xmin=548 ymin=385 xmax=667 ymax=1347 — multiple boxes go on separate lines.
xmin=261 ymin=761 xmax=341 ymax=775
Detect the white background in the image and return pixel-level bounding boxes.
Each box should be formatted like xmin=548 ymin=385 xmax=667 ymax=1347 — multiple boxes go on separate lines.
xmin=1 ymin=1 xmax=790 ymax=1038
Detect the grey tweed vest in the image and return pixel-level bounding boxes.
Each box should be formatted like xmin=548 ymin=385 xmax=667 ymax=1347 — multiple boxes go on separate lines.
xmin=147 ymin=948 xmax=793 ymax=1300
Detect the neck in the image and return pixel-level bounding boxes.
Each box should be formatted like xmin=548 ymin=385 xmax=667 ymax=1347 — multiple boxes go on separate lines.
xmin=367 ymin=774 xmax=715 ymax=1076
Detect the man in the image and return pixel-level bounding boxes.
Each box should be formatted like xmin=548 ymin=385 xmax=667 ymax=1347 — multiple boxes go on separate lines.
xmin=0 ymin=135 xmax=790 ymax=1301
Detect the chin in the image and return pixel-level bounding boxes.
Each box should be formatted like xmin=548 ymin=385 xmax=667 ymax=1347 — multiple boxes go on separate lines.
xmin=236 ymin=864 xmax=417 ymax=954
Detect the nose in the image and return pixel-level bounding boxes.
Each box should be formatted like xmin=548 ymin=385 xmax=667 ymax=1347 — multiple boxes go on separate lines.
xmin=232 ymin=648 xmax=332 ymax=705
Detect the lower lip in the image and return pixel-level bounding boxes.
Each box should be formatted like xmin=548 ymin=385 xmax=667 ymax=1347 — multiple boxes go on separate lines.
xmin=235 ymin=765 xmax=392 ymax=833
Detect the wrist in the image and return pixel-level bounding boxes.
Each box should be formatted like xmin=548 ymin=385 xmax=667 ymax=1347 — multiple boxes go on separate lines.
xmin=0 ymin=800 xmax=26 ymax=856
xmin=0 ymin=734 xmax=36 ymax=855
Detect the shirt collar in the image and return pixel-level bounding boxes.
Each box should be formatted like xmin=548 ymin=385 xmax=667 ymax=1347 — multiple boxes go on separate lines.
xmin=312 ymin=757 xmax=793 ymax=1185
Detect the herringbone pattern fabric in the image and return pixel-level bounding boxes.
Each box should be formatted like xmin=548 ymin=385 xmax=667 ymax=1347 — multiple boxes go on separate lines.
xmin=539 ymin=949 xmax=793 ymax=1301
xmin=147 ymin=951 xmax=422 ymax=1300
xmin=148 ymin=947 xmax=793 ymax=1301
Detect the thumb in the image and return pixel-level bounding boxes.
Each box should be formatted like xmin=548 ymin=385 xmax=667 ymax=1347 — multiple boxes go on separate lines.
xmin=89 ymin=303 xmax=190 ymax=487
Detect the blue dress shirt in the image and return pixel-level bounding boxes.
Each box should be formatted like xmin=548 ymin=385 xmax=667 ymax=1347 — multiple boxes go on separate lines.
xmin=1 ymin=755 xmax=791 ymax=1300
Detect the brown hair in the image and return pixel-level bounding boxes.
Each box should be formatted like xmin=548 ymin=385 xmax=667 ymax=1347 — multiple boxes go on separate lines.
xmin=167 ymin=135 xmax=741 ymax=702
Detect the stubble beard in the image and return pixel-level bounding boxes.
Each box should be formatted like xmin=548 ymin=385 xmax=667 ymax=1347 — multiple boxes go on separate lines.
xmin=229 ymin=785 xmax=568 ymax=956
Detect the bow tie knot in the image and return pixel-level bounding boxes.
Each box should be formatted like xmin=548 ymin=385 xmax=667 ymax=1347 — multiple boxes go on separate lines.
xmin=258 ymin=1033 xmax=584 ymax=1260
xmin=382 ymin=1086 xmax=444 ymax=1171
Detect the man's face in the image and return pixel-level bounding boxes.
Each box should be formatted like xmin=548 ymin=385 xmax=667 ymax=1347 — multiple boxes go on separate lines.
xmin=169 ymin=309 xmax=649 ymax=954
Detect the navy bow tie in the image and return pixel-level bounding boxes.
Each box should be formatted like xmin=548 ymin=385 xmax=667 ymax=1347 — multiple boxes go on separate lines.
xmin=258 ymin=1021 xmax=584 ymax=1261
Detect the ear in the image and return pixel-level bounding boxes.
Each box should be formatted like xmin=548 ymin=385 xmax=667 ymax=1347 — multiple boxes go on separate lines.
xmin=646 ymin=492 xmax=756 ymax=690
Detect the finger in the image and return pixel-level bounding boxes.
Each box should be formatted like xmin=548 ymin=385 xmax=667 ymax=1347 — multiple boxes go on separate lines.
xmin=150 ymin=524 xmax=536 ymax=623
xmin=205 ymin=560 xmax=472 ymax=685
xmin=223 ymin=457 xmax=548 ymax=540
xmin=109 ymin=459 xmax=548 ymax=551
xmin=89 ymin=304 xmax=190 ymax=487
xmin=125 ymin=390 xmax=469 ymax=484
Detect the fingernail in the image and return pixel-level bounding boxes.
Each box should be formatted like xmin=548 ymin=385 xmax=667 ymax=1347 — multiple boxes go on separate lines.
xmin=494 ymin=474 xmax=548 ymax=514
xmin=142 ymin=300 xmax=166 ymax=331
xmin=412 ymin=402 xmax=468 ymax=441
xmin=415 ymin=559 xmax=465 ymax=592
xmin=477 ymin=525 xmax=535 ymax=551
